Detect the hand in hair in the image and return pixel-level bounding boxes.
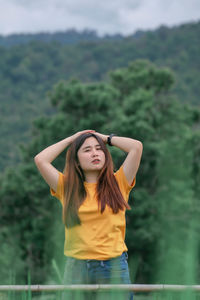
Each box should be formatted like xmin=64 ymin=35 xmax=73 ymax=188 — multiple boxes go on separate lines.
xmin=70 ymin=130 xmax=95 ymax=143
xmin=93 ymin=132 xmax=108 ymax=143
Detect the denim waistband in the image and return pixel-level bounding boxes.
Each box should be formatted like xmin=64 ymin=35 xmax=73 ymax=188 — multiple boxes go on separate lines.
xmin=66 ymin=251 xmax=128 ymax=268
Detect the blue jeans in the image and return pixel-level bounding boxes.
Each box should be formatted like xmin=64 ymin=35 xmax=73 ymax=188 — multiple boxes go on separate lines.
xmin=62 ymin=251 xmax=134 ymax=300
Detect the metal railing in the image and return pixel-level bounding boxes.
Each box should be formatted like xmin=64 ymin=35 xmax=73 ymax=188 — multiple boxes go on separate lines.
xmin=0 ymin=284 xmax=200 ymax=292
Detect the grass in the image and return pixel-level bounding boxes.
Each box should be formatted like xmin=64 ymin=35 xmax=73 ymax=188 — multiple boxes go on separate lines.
xmin=1 ymin=289 xmax=200 ymax=300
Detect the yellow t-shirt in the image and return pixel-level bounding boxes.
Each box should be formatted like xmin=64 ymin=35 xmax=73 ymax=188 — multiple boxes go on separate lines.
xmin=50 ymin=165 xmax=136 ymax=260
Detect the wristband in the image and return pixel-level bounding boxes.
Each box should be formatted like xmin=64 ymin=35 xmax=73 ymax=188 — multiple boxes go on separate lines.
xmin=107 ymin=134 xmax=117 ymax=146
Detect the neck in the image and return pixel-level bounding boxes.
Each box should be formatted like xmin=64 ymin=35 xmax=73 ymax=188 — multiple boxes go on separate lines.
xmin=84 ymin=170 xmax=100 ymax=183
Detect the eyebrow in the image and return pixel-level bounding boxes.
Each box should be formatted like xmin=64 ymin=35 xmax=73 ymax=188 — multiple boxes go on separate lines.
xmin=82 ymin=144 xmax=101 ymax=151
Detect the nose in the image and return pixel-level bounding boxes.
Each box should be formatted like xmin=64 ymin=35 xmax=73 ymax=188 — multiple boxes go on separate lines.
xmin=91 ymin=148 xmax=98 ymax=156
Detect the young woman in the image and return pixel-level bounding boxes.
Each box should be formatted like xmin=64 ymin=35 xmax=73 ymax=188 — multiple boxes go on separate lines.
xmin=34 ymin=130 xmax=143 ymax=300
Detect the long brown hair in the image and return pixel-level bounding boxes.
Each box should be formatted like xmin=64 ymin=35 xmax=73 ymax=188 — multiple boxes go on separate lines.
xmin=63 ymin=133 xmax=131 ymax=228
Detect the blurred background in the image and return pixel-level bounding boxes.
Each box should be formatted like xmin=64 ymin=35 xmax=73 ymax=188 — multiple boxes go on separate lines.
xmin=0 ymin=0 xmax=200 ymax=298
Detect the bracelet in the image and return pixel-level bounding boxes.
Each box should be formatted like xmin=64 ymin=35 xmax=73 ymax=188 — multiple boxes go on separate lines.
xmin=107 ymin=134 xmax=117 ymax=146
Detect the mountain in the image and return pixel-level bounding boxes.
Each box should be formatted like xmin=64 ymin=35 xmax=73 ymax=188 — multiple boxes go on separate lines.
xmin=0 ymin=20 xmax=199 ymax=171
xmin=0 ymin=28 xmax=145 ymax=47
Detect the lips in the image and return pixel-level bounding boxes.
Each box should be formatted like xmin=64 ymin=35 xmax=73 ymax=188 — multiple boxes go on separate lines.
xmin=92 ymin=159 xmax=100 ymax=164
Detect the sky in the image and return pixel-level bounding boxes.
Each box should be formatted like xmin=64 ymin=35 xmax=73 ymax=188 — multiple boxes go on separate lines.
xmin=0 ymin=0 xmax=200 ymax=36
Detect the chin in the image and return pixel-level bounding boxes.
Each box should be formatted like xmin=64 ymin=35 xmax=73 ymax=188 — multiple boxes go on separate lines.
xmin=92 ymin=166 xmax=103 ymax=170
xmin=91 ymin=165 xmax=103 ymax=171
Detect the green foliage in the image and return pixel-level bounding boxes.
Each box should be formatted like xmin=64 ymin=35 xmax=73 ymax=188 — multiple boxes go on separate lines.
xmin=0 ymin=162 xmax=63 ymax=284
xmin=0 ymin=59 xmax=200 ymax=287
xmin=110 ymin=60 xmax=174 ymax=95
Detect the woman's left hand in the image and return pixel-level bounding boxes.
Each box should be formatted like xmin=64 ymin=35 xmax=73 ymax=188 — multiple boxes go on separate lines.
xmin=94 ymin=132 xmax=108 ymax=144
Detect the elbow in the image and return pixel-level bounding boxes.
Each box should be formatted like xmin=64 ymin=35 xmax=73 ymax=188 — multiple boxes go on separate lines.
xmin=133 ymin=141 xmax=143 ymax=158
xmin=134 ymin=141 xmax=143 ymax=161
xmin=34 ymin=154 xmax=42 ymax=166
xmin=136 ymin=141 xmax=143 ymax=153
xmin=129 ymin=141 xmax=143 ymax=156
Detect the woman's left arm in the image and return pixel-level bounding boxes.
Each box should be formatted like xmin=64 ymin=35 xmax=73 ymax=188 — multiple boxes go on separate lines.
xmin=95 ymin=133 xmax=143 ymax=185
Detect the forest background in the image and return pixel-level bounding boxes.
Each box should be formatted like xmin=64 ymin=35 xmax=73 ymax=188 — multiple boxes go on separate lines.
xmin=0 ymin=20 xmax=200 ymax=286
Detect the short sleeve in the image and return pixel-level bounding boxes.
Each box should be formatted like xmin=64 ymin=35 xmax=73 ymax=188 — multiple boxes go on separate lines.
xmin=114 ymin=166 xmax=136 ymax=202
xmin=50 ymin=172 xmax=65 ymax=204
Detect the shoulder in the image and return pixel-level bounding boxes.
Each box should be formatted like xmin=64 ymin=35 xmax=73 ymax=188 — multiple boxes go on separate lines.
xmin=50 ymin=171 xmax=65 ymax=204
xmin=114 ymin=165 xmax=136 ymax=194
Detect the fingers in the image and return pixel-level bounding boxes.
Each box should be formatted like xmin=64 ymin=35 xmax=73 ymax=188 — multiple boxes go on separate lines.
xmin=94 ymin=132 xmax=108 ymax=143
xmin=71 ymin=130 xmax=95 ymax=142
xmin=81 ymin=129 xmax=95 ymax=134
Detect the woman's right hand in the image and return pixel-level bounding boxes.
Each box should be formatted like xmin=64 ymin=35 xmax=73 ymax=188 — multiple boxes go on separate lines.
xmin=70 ymin=130 xmax=95 ymax=143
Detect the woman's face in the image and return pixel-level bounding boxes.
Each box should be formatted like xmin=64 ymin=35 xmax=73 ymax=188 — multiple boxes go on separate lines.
xmin=77 ymin=137 xmax=105 ymax=173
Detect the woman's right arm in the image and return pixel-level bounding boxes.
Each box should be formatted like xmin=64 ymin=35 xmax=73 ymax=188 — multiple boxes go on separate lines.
xmin=34 ymin=130 xmax=94 ymax=191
